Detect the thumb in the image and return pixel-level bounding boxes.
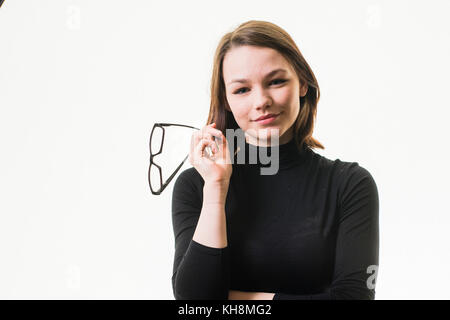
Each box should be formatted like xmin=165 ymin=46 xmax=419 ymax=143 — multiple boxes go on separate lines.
xmin=217 ymin=136 xmax=232 ymax=165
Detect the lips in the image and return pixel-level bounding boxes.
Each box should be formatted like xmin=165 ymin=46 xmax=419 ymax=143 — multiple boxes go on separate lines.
xmin=254 ymin=113 xmax=280 ymax=121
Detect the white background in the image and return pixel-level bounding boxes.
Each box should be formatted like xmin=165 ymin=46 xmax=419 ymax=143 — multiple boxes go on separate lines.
xmin=0 ymin=0 xmax=449 ymax=299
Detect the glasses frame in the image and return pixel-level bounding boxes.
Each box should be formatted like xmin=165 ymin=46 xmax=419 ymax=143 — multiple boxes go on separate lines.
xmin=149 ymin=122 xmax=200 ymax=195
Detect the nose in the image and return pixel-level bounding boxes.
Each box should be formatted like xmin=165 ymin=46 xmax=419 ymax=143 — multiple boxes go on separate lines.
xmin=253 ymin=87 xmax=273 ymax=111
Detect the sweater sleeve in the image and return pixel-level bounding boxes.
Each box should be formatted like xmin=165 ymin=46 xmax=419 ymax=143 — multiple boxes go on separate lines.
xmin=273 ymin=164 xmax=380 ymax=300
xmin=171 ymin=169 xmax=230 ymax=300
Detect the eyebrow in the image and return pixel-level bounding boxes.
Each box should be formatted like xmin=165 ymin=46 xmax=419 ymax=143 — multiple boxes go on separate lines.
xmin=227 ymin=68 xmax=288 ymax=85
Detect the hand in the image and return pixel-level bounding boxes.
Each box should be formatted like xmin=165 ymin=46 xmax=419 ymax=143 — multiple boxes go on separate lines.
xmin=189 ymin=123 xmax=232 ymax=184
xmin=228 ymin=290 xmax=275 ymax=300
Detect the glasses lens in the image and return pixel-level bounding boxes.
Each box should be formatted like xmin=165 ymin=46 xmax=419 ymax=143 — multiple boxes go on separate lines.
xmin=150 ymin=164 xmax=162 ymax=192
xmin=151 ymin=126 xmax=163 ymax=155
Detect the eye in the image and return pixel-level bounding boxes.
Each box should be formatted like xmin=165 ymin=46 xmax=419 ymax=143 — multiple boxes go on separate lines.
xmin=270 ymin=78 xmax=287 ymax=85
xmin=234 ymin=87 xmax=249 ymax=95
xmin=233 ymin=79 xmax=287 ymax=95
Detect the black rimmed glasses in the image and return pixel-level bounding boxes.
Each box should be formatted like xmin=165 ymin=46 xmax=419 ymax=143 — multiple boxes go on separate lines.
xmin=149 ymin=123 xmax=200 ymax=195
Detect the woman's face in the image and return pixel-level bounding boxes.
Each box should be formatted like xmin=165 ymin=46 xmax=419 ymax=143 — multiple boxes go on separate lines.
xmin=223 ymin=45 xmax=308 ymax=146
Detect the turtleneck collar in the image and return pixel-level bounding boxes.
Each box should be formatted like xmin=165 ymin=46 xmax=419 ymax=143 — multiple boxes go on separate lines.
xmin=233 ymin=136 xmax=311 ymax=171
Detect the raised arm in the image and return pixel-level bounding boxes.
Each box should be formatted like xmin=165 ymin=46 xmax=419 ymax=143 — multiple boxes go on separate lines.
xmin=171 ymin=171 xmax=230 ymax=300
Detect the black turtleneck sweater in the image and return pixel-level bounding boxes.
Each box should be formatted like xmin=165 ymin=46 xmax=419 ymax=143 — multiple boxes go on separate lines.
xmin=171 ymin=137 xmax=379 ymax=300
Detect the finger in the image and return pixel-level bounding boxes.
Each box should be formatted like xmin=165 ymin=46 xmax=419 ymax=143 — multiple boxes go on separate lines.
xmin=195 ymin=123 xmax=214 ymax=143
xmin=190 ymin=131 xmax=205 ymax=158
xmin=191 ymin=131 xmax=202 ymax=152
xmin=204 ymin=128 xmax=226 ymax=152
xmin=202 ymin=132 xmax=214 ymax=142
xmin=191 ymin=124 xmax=224 ymax=157
xmin=204 ymin=126 xmax=225 ymax=139
xmin=217 ymin=136 xmax=232 ymax=164
xmin=190 ymin=134 xmax=213 ymax=166
xmin=191 ymin=129 xmax=212 ymax=153
xmin=195 ymin=138 xmax=216 ymax=160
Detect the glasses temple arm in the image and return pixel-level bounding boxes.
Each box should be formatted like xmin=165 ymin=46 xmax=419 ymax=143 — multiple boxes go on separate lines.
xmin=159 ymin=154 xmax=190 ymax=192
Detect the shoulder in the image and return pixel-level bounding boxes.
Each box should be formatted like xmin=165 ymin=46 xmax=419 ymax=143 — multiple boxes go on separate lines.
xmin=309 ymin=149 xmax=379 ymax=211
xmin=172 ymin=167 xmax=204 ymax=201
xmin=333 ymin=159 xmax=378 ymax=205
xmin=309 ymin=148 xmax=377 ymax=185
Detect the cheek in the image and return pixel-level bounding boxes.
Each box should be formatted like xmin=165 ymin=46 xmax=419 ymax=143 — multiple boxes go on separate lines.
xmin=227 ymin=97 xmax=250 ymax=119
xmin=234 ymin=109 xmax=251 ymax=123
xmin=275 ymin=87 xmax=297 ymax=104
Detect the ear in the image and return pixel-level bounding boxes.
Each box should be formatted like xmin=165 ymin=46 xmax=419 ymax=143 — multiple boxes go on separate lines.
xmin=300 ymin=82 xmax=308 ymax=97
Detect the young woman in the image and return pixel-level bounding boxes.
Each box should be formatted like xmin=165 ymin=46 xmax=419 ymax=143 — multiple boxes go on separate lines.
xmin=171 ymin=20 xmax=379 ymax=300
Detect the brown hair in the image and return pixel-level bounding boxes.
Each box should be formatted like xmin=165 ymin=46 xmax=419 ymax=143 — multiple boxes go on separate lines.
xmin=205 ymin=20 xmax=324 ymax=152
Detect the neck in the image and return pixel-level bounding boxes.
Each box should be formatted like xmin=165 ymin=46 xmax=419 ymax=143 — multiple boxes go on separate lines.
xmin=234 ymin=135 xmax=310 ymax=172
